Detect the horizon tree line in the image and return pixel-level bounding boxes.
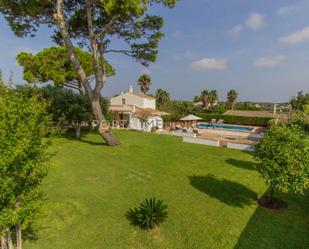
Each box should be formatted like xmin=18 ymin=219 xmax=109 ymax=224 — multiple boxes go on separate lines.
xmin=193 ymin=89 xmax=238 ymax=110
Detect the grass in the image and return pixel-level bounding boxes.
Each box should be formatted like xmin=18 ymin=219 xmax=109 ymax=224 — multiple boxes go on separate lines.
xmin=25 ymin=130 xmax=308 ymax=249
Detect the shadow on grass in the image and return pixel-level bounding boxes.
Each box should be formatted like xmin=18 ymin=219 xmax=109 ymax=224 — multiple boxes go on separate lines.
xmin=188 ymin=174 xmax=257 ymax=208
xmin=63 ymin=130 xmax=108 ymax=146
xmin=234 ymin=190 xmax=309 ymax=249
xmin=225 ymin=158 xmax=257 ymax=171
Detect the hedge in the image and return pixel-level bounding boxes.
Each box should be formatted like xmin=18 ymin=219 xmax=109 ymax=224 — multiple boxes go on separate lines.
xmin=192 ymin=113 xmax=272 ymax=126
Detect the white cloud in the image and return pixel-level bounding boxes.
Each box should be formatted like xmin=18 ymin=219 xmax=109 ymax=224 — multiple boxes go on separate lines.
xmin=277 ymin=5 xmax=299 ymax=15
xmin=280 ymin=26 xmax=309 ymax=44
xmin=276 ymin=1 xmax=309 ymax=16
xmin=245 ymin=13 xmax=265 ymax=30
xmin=229 ymin=12 xmax=265 ymax=35
xmin=254 ymin=54 xmax=286 ymax=67
xmin=230 ymin=24 xmax=243 ymax=36
xmin=190 ymin=58 xmax=227 ymax=70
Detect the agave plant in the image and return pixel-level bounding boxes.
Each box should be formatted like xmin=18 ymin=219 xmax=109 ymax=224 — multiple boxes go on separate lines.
xmin=126 ymin=198 xmax=168 ymax=230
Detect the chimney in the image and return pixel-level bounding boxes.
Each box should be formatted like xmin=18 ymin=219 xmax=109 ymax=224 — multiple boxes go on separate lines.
xmin=129 ymin=85 xmax=133 ymax=93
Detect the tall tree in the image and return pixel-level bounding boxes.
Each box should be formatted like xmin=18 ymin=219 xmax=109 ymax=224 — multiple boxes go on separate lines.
xmin=0 ymin=85 xmax=55 ymax=249
xmin=255 ymin=125 xmax=309 ymax=206
xmin=156 ymin=88 xmax=170 ymax=109
xmin=0 ymin=0 xmax=177 ymax=146
xmin=227 ymin=89 xmax=238 ymax=110
xmin=201 ymin=90 xmax=210 ymax=110
xmin=17 ymin=46 xmax=115 ymax=94
xmin=41 ymin=85 xmax=93 ymax=138
xmin=208 ymin=90 xmax=218 ymax=108
xmin=0 ymin=69 xmax=3 ymax=86
xmin=290 ymin=91 xmax=309 ymax=112
xmin=193 ymin=95 xmax=201 ymax=103
xmin=138 ymin=74 xmax=152 ymax=94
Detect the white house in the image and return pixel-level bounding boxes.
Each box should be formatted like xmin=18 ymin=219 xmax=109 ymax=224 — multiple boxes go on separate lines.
xmin=109 ymin=86 xmax=168 ymax=132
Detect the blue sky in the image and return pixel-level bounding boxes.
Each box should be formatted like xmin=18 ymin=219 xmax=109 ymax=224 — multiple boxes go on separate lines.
xmin=1 ymin=0 xmax=309 ymax=102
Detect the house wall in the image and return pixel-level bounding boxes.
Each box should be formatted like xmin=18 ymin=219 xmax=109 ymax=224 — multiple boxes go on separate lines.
xmin=129 ymin=116 xmax=142 ymax=130
xmin=128 ymin=116 xmax=163 ymax=132
xmin=143 ymin=99 xmax=156 ymax=109
xmin=111 ymin=92 xmax=144 ymax=108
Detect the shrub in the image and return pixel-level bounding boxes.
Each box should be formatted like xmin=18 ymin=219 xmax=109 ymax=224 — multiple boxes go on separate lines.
xmin=255 ymin=125 xmax=309 ymax=203
xmin=126 ymin=198 xmax=168 ymax=230
xmin=195 ymin=113 xmax=272 ymax=126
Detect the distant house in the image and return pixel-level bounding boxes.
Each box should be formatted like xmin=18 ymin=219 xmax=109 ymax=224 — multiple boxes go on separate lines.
xmin=109 ymin=86 xmax=168 ymax=132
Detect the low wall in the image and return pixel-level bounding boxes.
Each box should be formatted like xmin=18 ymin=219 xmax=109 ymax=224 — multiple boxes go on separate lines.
xmin=171 ymin=131 xmax=196 ymax=138
xmin=183 ymin=137 xmax=219 ymax=147
xmin=227 ymin=143 xmax=255 ymax=151
xmin=200 ymin=129 xmax=263 ymax=139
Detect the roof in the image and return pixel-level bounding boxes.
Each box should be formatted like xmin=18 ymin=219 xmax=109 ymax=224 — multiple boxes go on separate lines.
xmin=131 ymin=92 xmax=155 ymax=100
xmin=109 ymin=105 xmax=132 ymax=113
xmin=180 ymin=114 xmax=203 ymax=121
xmin=134 ymin=106 xmax=169 ymax=117
xmin=109 ymin=104 xmax=169 ymax=117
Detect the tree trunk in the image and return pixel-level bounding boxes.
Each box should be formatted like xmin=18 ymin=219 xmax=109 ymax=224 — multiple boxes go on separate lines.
xmin=55 ymin=0 xmax=120 ymax=146
xmin=268 ymin=187 xmax=274 ymax=203
xmin=6 ymin=232 xmax=13 ymax=249
xmin=15 ymin=224 xmax=22 ymax=249
xmin=1 ymin=235 xmax=7 ymax=249
xmin=74 ymin=123 xmax=81 ymax=139
xmin=92 ymin=98 xmax=120 ymax=146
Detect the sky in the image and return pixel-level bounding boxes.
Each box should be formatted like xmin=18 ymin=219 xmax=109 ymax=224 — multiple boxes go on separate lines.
xmin=1 ymin=0 xmax=309 ymax=102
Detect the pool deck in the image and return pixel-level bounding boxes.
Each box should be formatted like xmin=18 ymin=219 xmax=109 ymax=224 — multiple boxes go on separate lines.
xmin=163 ymin=123 xmax=265 ymax=147
xmin=196 ymin=124 xmax=264 ymax=146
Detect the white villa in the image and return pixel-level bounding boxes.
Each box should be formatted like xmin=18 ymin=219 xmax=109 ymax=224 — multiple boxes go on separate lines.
xmin=109 ymin=86 xmax=168 ymax=132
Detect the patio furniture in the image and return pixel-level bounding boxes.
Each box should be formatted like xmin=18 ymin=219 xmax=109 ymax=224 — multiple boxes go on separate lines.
xmin=179 ymin=114 xmax=203 ymax=128
xmin=175 ymin=125 xmax=183 ymax=130
xmin=193 ymin=128 xmax=201 ymax=135
xmin=210 ymin=119 xmax=217 ymax=124
xmin=217 ymin=119 xmax=224 ymax=125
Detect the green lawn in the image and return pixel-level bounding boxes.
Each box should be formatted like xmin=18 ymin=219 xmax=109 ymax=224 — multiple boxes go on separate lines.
xmin=25 ymin=130 xmax=308 ymax=249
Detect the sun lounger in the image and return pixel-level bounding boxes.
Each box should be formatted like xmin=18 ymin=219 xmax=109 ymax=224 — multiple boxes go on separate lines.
xmin=217 ymin=119 xmax=224 ymax=125
xmin=193 ymin=128 xmax=201 ymax=135
xmin=210 ymin=119 xmax=217 ymax=124
xmin=175 ymin=125 xmax=182 ymax=130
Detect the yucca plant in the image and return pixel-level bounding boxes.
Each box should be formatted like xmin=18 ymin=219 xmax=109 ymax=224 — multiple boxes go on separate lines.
xmin=126 ymin=198 xmax=168 ymax=230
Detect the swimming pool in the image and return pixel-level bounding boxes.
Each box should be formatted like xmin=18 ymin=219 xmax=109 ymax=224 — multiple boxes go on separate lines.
xmin=197 ymin=123 xmax=254 ymax=132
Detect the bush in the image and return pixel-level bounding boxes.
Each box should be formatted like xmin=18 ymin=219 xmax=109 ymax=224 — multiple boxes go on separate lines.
xmin=126 ymin=198 xmax=168 ymax=230
xmin=255 ymin=125 xmax=309 ymax=202
xmin=195 ymin=113 xmax=272 ymax=126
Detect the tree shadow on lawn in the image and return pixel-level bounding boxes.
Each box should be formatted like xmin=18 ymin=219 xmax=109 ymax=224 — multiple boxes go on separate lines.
xmin=234 ymin=190 xmax=309 ymax=249
xmin=225 ymin=158 xmax=257 ymax=171
xmin=188 ymin=174 xmax=257 ymax=208
xmin=63 ymin=130 xmax=108 ymax=146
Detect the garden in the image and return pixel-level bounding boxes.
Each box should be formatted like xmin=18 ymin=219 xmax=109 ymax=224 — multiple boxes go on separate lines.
xmin=22 ymin=131 xmax=308 ymax=249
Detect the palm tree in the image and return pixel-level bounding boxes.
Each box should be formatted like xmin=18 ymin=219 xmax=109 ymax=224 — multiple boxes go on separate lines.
xmin=208 ymin=90 xmax=218 ymax=108
xmin=156 ymin=88 xmax=170 ymax=109
xmin=193 ymin=95 xmax=201 ymax=103
xmin=227 ymin=89 xmax=238 ymax=110
xmin=201 ymin=90 xmax=210 ymax=110
xmin=138 ymin=74 xmax=152 ymax=94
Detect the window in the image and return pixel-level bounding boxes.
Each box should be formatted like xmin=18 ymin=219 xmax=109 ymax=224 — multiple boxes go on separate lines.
xmin=122 ymin=98 xmax=126 ymax=105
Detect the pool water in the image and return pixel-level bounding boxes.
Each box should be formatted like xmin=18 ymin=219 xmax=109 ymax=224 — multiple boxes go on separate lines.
xmin=197 ymin=123 xmax=254 ymax=132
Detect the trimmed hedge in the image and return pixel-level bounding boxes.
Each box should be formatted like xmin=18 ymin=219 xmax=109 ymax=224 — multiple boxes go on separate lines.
xmin=194 ymin=113 xmax=272 ymax=126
